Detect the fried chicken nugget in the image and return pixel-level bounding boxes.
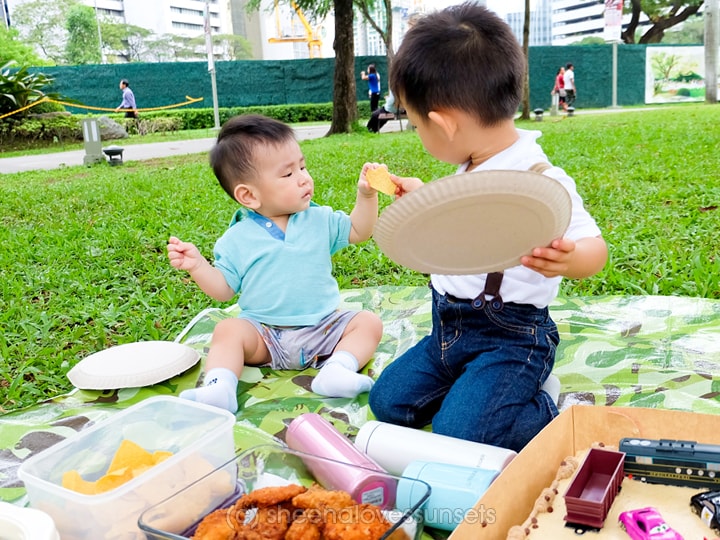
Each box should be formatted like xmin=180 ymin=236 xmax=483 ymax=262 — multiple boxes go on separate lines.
xmin=322 ymin=504 xmax=392 ymax=540
xmin=285 ymin=518 xmax=322 ymax=540
xmin=240 ymin=506 xmax=292 ymax=540
xmin=235 ymin=484 xmax=307 ymax=509
xmin=292 ymin=485 xmax=355 ymax=511
xmin=191 ymin=506 xmax=243 ymax=540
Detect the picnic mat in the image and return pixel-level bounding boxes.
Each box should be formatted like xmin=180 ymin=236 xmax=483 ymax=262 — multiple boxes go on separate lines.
xmin=3 ymin=285 xmax=720 ymax=507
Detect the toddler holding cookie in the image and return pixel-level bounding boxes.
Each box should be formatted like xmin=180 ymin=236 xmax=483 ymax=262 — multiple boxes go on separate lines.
xmin=168 ymin=114 xmax=383 ymax=413
xmin=368 ymin=3 xmax=607 ymax=451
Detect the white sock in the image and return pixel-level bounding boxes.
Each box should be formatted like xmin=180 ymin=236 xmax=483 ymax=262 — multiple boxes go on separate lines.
xmin=541 ymin=374 xmax=561 ymax=405
xmin=311 ymin=351 xmax=374 ymax=398
xmin=180 ymin=367 xmax=238 ymax=413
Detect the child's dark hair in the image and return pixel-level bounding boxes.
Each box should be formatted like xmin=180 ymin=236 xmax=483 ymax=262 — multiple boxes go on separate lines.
xmin=368 ymin=64 xmax=376 ymax=74
xmin=210 ymin=114 xmax=295 ymax=199
xmin=390 ymin=2 xmax=525 ymax=126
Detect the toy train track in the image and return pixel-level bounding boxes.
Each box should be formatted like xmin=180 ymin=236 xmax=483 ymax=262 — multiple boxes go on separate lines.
xmin=620 ymin=438 xmax=720 ymax=488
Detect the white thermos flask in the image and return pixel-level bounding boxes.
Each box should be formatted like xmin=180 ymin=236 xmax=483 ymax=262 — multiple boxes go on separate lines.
xmin=354 ymin=420 xmax=517 ymax=477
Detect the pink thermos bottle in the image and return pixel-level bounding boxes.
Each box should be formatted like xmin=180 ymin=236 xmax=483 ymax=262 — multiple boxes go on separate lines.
xmin=285 ymin=413 xmax=396 ymax=508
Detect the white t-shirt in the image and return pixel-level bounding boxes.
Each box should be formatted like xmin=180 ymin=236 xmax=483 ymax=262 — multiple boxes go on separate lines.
xmin=563 ymin=69 xmax=574 ymax=90
xmin=430 ymin=129 xmax=602 ymax=308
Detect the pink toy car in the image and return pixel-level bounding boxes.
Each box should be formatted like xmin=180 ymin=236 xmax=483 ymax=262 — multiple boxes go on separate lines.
xmin=618 ymin=507 xmax=684 ymax=540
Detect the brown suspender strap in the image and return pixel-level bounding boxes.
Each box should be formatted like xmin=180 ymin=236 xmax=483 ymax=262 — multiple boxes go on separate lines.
xmin=484 ymin=272 xmax=503 ymax=297
xmin=528 ymin=162 xmax=552 ymax=175
xmin=471 ymin=163 xmax=552 ymax=311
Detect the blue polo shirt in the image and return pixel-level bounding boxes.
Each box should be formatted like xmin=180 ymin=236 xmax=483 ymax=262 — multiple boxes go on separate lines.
xmin=213 ymin=205 xmax=351 ymax=326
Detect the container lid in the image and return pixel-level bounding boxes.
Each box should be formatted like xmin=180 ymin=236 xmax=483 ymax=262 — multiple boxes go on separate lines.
xmin=353 ymin=421 xmax=383 ymax=453
xmin=67 ymin=341 xmax=200 ymax=389
xmin=0 ymin=502 xmax=60 ymax=540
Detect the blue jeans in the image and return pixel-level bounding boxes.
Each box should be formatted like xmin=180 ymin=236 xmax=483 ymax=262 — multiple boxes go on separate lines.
xmin=369 ymin=288 xmax=559 ymax=451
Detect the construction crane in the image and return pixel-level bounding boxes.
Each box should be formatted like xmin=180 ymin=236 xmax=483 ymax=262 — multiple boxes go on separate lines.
xmin=268 ymin=0 xmax=324 ymax=58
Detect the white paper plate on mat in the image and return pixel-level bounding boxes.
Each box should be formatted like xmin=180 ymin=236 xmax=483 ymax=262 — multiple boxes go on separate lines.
xmin=67 ymin=341 xmax=200 ymax=390
xmin=373 ymin=170 xmax=572 ymax=275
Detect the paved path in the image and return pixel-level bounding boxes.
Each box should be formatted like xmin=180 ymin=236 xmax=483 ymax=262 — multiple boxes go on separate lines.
xmin=0 ymin=121 xmax=409 ymax=174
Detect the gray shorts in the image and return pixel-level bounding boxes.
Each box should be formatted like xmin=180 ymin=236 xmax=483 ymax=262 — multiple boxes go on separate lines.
xmin=246 ymin=310 xmax=358 ymax=370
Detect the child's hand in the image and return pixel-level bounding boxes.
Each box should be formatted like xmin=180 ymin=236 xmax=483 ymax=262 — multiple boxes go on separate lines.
xmin=391 ymin=175 xmax=424 ymax=198
xmin=359 ymin=162 xmax=387 ymax=196
xmin=520 ymin=237 xmax=576 ymax=278
xmin=167 ymin=236 xmax=205 ymax=273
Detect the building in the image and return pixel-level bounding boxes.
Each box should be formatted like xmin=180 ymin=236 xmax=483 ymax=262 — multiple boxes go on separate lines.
xmin=505 ymin=0 xmax=553 ymax=46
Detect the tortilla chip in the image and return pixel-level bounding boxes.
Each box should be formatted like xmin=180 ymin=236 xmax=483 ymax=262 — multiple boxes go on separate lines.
xmin=62 ymin=469 xmax=99 ymax=495
xmin=107 ymin=439 xmax=155 ymax=473
xmin=366 ymin=166 xmax=396 ymax=196
xmin=62 ymin=439 xmax=174 ymax=495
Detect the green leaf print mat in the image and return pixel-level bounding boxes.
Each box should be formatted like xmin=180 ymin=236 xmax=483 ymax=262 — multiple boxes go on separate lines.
xmin=3 ymin=286 xmax=720 ymax=509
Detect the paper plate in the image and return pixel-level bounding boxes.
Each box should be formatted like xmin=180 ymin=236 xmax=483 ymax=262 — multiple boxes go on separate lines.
xmin=373 ymin=170 xmax=572 ymax=275
xmin=67 ymin=341 xmax=200 ymax=390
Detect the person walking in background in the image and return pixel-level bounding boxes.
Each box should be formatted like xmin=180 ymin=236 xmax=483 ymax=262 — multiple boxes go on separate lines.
xmin=563 ymin=63 xmax=576 ymax=108
xmin=361 ymin=64 xmax=381 ymax=112
xmin=115 ymin=79 xmax=138 ymax=118
xmin=552 ymin=66 xmax=568 ymax=112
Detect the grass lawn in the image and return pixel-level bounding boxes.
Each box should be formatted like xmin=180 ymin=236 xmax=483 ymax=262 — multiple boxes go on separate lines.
xmin=2 ymin=104 xmax=720 ymax=412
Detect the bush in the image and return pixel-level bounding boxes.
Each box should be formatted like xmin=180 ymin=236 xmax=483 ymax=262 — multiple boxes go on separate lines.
xmin=0 ymin=114 xmax=81 ymax=145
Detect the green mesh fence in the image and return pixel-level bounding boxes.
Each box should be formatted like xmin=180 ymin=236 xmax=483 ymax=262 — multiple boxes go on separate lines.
xmin=31 ymin=49 xmax=647 ymax=116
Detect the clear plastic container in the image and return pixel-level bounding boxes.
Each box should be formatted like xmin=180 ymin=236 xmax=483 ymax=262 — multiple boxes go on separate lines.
xmin=17 ymin=396 xmax=236 ymax=540
xmin=138 ymin=444 xmax=432 ymax=540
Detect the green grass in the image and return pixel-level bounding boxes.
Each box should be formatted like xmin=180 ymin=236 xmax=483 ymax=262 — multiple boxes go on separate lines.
xmin=2 ymin=104 xmax=720 ymax=412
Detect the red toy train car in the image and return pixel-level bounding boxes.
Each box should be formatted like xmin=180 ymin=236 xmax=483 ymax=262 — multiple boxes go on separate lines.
xmin=564 ymin=448 xmax=626 ymax=529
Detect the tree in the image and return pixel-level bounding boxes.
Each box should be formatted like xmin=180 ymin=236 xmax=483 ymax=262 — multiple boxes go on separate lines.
xmin=572 ymin=36 xmax=607 ymax=45
xmin=249 ymin=0 xmax=357 ymax=134
xmin=11 ymin=0 xmax=77 ymax=64
xmin=98 ymin=21 xmax=152 ymax=62
xmin=327 ymin=0 xmax=356 ymax=133
xmin=0 ymin=28 xmax=48 ymax=66
xmin=662 ymin=15 xmax=705 ymax=43
xmin=520 ymin=0 xmax=531 ymax=119
xmin=187 ymin=34 xmax=254 ymax=61
xmin=355 ymin=0 xmax=393 ymax=69
xmin=622 ymin=0 xmax=705 ymax=44
xmin=65 ymin=4 xmax=101 ymax=65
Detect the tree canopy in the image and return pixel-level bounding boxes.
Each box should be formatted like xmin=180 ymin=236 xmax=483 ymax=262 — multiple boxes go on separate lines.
xmin=65 ymin=4 xmax=101 ymax=65
xmin=622 ymin=0 xmax=705 ymax=43
xmin=0 ymin=28 xmax=48 ymax=66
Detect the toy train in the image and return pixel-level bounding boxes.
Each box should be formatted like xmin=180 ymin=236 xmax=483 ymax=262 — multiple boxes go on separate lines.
xmin=620 ymin=438 xmax=720 ymax=489
xmin=564 ymin=448 xmax=626 ymax=529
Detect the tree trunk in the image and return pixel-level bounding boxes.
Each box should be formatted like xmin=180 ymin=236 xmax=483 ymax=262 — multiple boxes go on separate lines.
xmin=327 ymin=0 xmax=356 ymax=135
xmin=707 ymin=0 xmax=719 ymax=103
xmin=520 ymin=0 xmax=531 ymax=120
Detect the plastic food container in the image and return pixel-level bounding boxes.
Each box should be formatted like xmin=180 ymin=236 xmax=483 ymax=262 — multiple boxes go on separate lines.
xmin=17 ymin=396 xmax=236 ymax=540
xmin=138 ymin=444 xmax=432 ymax=540
xmin=0 ymin=502 xmax=60 ymax=540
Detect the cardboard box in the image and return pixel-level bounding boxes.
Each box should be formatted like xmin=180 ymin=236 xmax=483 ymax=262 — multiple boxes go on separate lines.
xmin=450 ymin=405 xmax=720 ymax=539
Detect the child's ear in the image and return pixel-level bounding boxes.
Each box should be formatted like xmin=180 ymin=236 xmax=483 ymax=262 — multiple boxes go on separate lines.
xmin=428 ymin=110 xmax=459 ymax=141
xmin=234 ymin=184 xmax=260 ymax=209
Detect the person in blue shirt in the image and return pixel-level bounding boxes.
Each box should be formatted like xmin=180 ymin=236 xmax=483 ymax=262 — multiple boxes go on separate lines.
xmin=167 ymin=114 xmax=383 ymax=413
xmin=361 ymin=64 xmax=382 ymax=112
xmin=114 ymin=79 xmax=137 ymax=118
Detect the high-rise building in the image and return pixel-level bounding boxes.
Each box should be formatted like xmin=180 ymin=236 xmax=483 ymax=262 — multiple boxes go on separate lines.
xmin=506 ymin=0 xmax=553 ymax=46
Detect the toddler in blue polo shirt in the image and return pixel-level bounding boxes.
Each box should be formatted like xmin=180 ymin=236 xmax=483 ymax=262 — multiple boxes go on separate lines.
xmin=167 ymin=114 xmax=383 ymax=413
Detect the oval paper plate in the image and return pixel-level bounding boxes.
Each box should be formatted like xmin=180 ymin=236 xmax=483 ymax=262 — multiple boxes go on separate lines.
xmin=373 ymin=169 xmax=572 ymax=275
xmin=67 ymin=341 xmax=200 ymax=390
